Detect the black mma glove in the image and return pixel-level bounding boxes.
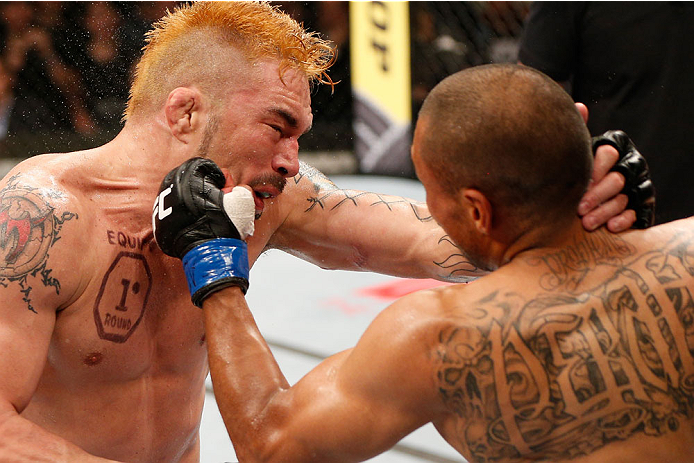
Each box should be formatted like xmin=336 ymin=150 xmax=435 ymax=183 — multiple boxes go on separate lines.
xmin=592 ymin=130 xmax=656 ymax=229
xmin=152 ymin=157 xmax=255 ymax=307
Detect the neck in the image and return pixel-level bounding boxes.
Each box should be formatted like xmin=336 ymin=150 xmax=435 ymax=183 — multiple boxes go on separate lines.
xmin=84 ymin=120 xmax=195 ymax=228
xmin=500 ymin=217 xmax=588 ymax=267
xmin=101 ymin=120 xmax=193 ymax=185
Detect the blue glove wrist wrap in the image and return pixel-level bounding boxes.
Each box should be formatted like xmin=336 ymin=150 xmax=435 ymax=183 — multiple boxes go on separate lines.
xmin=182 ymin=238 xmax=250 ymax=307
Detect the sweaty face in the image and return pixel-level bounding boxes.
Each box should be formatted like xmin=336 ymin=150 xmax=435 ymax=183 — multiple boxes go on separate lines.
xmin=204 ymin=60 xmax=313 ymax=217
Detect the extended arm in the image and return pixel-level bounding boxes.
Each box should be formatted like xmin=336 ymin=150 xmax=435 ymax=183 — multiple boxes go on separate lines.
xmin=270 ymin=162 xmax=480 ymax=282
xmin=203 ymin=287 xmax=442 ymax=461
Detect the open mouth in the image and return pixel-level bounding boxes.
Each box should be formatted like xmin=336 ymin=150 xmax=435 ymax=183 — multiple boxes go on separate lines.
xmin=253 ymin=190 xmax=274 ymax=206
xmin=252 ymin=189 xmax=275 ymax=218
xmin=249 ymin=175 xmax=285 ymax=219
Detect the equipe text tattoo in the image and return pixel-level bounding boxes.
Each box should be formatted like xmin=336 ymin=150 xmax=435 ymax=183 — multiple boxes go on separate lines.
xmin=435 ymin=235 xmax=694 ymax=461
xmin=0 ymin=175 xmax=77 ymax=313
xmin=106 ymin=229 xmax=147 ymax=251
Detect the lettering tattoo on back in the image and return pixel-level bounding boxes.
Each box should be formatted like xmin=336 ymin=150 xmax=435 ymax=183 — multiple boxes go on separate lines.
xmin=0 ymin=175 xmax=78 ymax=313
xmin=527 ymin=232 xmax=637 ymax=293
xmin=435 ymin=232 xmax=694 ymax=461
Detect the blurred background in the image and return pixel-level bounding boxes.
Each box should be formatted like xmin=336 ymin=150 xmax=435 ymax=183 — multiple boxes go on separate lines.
xmin=0 ymin=1 xmax=530 ymax=176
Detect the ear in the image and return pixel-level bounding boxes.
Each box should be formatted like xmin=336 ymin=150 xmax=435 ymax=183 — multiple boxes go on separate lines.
xmin=165 ymin=87 xmax=205 ymax=143
xmin=460 ymin=188 xmax=493 ymax=235
xmin=574 ymin=102 xmax=589 ymax=124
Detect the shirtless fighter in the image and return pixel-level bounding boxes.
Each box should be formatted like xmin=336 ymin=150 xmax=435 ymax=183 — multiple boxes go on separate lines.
xmin=0 ymin=2 xmax=652 ymax=462
xmin=156 ymin=65 xmax=686 ymax=462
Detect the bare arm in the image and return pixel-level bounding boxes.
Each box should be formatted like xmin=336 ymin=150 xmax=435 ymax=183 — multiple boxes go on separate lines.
xmin=203 ymin=286 xmax=446 ymax=461
xmin=0 ymin=171 xmax=117 ymax=462
xmin=270 ymin=162 xmax=481 ymax=282
xmin=270 ymin=160 xmax=635 ymax=283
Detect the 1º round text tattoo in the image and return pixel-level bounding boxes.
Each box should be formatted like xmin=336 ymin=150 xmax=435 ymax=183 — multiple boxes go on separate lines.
xmin=0 ymin=175 xmax=77 ymax=313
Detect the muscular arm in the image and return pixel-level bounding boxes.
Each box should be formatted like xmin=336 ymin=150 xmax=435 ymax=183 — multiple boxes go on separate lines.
xmin=0 ymin=171 xmax=116 ymax=462
xmin=203 ymin=287 xmax=446 ymax=461
xmin=269 ymin=161 xmax=634 ymax=283
xmin=270 ymin=162 xmax=481 ymax=282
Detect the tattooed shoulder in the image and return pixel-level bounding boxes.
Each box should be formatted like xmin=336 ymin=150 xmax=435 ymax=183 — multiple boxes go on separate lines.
xmin=294 ymin=161 xmax=338 ymax=193
xmin=0 ymin=174 xmax=78 ymax=313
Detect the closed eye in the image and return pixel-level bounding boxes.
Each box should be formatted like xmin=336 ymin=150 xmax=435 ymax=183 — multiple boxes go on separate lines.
xmin=268 ymin=124 xmax=283 ymax=136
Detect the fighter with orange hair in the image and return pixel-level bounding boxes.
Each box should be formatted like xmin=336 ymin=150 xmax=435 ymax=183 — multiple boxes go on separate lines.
xmin=0 ymin=2 xmax=647 ymax=461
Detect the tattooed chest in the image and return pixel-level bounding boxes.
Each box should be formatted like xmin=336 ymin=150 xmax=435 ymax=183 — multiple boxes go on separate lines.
xmin=49 ymin=229 xmax=204 ymax=379
xmin=436 ymin=249 xmax=694 ymax=462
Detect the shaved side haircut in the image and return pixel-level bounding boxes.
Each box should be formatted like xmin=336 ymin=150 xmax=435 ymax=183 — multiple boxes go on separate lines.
xmin=419 ymin=64 xmax=592 ymax=235
xmin=125 ymin=1 xmax=334 ymax=120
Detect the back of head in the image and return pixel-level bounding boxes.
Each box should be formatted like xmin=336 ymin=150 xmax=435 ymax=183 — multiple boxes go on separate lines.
xmin=124 ymin=1 xmax=334 ymax=120
xmin=418 ymin=64 xmax=592 ymax=238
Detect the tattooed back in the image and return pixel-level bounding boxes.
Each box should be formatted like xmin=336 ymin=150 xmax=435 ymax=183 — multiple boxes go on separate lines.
xmin=432 ymin=222 xmax=694 ymax=462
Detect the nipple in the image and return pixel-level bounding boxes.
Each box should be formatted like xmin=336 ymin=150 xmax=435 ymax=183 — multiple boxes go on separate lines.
xmin=84 ymin=352 xmax=104 ymax=366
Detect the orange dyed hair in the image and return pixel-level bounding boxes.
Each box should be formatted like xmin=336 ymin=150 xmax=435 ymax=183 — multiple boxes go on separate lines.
xmin=124 ymin=1 xmax=334 ymax=120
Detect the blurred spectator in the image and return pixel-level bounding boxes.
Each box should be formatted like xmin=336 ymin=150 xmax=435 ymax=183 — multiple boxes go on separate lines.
xmin=0 ymin=61 xmax=13 ymax=140
xmin=70 ymin=2 xmax=137 ymax=133
xmin=0 ymin=1 xmax=93 ymax=137
xmin=410 ymin=2 xmax=529 ymax=120
xmin=411 ymin=4 xmax=477 ymax=119
xmin=117 ymin=2 xmax=179 ymax=64
xmin=0 ymin=1 xmax=182 ymax=155
xmin=302 ymin=1 xmax=353 ymax=151
xmin=481 ymin=1 xmax=529 ymax=63
xmin=519 ymin=2 xmax=694 ymax=224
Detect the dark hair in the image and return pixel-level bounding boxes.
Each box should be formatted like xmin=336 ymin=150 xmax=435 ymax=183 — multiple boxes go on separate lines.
xmin=418 ymin=64 xmax=592 ymax=235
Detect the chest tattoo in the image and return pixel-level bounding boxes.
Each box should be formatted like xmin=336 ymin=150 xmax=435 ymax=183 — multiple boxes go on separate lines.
xmin=94 ymin=241 xmax=153 ymax=343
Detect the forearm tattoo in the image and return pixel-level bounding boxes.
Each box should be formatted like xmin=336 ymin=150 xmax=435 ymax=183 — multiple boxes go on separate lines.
xmin=296 ymin=161 xmax=433 ymax=220
xmin=294 ymin=161 xmax=339 ymax=194
xmin=435 ymin=235 xmax=480 ymax=282
xmin=0 ymin=175 xmax=77 ymax=313
xmin=296 ymin=163 xmax=479 ymax=278
xmin=436 ymin=231 xmax=694 ymax=461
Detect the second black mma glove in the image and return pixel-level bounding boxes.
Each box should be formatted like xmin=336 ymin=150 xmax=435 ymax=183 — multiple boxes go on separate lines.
xmin=152 ymin=157 xmax=255 ymax=307
xmin=592 ymin=130 xmax=656 ymax=229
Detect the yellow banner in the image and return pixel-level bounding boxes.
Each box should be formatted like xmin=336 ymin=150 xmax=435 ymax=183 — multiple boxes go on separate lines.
xmin=350 ymin=1 xmax=411 ymax=124
xmin=350 ymin=1 xmax=412 ymax=175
